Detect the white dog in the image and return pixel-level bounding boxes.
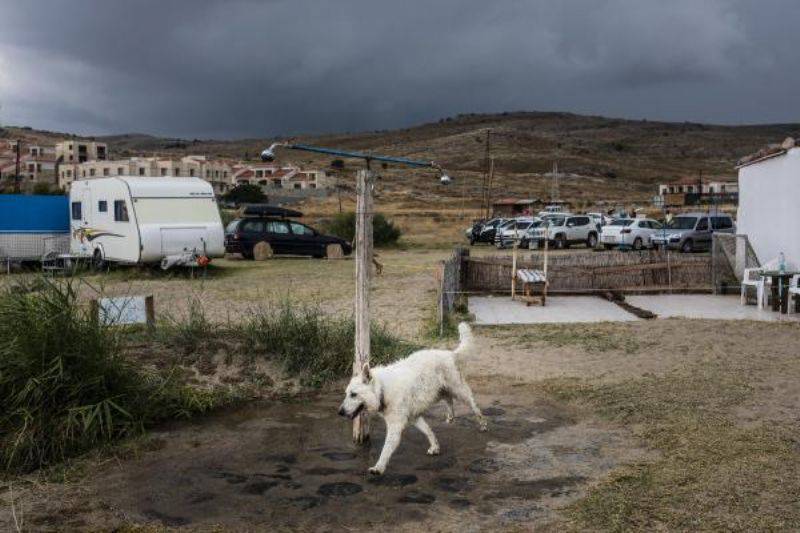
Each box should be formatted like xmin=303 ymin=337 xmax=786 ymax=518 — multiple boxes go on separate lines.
xmin=338 ymin=322 xmax=487 ymax=475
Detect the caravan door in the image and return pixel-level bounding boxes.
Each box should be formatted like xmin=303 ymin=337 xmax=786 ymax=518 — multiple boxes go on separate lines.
xmin=70 ymin=185 xmax=93 ymax=257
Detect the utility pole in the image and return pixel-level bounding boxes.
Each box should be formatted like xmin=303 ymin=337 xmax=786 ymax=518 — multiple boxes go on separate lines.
xmin=353 ymin=167 xmax=374 ymax=443
xmin=483 ymin=129 xmax=491 ymax=219
xmin=550 ymin=161 xmax=560 ymax=203
xmin=14 ymin=139 xmax=21 ymax=194
xmin=259 ymin=142 xmax=450 ymax=444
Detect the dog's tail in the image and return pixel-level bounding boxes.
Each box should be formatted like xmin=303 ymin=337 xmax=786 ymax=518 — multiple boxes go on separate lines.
xmin=454 ymin=322 xmax=475 ymax=358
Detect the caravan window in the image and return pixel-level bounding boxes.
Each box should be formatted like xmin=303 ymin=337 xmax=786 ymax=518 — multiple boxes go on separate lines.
xmin=98 ymin=200 xmax=107 ymax=213
xmin=114 ymin=200 xmax=129 ymax=222
xmin=71 ymin=202 xmax=82 ymax=220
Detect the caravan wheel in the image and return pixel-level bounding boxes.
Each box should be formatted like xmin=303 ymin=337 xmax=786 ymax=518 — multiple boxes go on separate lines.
xmin=92 ymin=249 xmax=106 ymax=271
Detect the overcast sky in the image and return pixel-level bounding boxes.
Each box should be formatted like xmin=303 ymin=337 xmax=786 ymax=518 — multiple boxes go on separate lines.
xmin=0 ymin=0 xmax=798 ymax=138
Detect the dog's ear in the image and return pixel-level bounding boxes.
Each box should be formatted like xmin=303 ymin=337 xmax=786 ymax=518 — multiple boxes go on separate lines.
xmin=360 ymin=363 xmax=371 ymax=382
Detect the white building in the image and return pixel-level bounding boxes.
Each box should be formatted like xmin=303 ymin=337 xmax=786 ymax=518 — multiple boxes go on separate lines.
xmin=736 ymin=140 xmax=800 ymax=266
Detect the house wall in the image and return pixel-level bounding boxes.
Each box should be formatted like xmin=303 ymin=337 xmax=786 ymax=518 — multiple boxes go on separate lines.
xmin=736 ymin=148 xmax=800 ymax=265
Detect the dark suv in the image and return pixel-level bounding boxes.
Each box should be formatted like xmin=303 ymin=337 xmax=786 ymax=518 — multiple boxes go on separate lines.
xmin=225 ymin=217 xmax=352 ymax=259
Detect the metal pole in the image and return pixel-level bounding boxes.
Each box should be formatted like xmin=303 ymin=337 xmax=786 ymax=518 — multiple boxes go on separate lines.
xmin=511 ymin=220 xmax=518 ymax=300
xmin=353 ymin=167 xmax=373 ymax=444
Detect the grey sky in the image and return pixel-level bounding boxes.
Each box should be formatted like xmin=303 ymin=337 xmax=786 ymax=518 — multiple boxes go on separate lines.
xmin=0 ymin=0 xmax=797 ymax=138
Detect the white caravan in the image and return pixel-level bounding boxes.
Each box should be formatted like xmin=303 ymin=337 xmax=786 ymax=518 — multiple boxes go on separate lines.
xmin=69 ymin=177 xmax=225 ymax=269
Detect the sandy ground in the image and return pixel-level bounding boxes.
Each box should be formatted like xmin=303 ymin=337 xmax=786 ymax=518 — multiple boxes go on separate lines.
xmin=2 ymin=248 xmax=800 ymax=531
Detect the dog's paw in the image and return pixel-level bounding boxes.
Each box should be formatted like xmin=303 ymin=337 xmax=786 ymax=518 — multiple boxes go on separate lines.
xmin=427 ymin=445 xmax=440 ymax=456
xmin=478 ymin=420 xmax=488 ymax=432
xmin=445 ymin=414 xmax=454 ymax=424
xmin=368 ymin=466 xmax=384 ymax=476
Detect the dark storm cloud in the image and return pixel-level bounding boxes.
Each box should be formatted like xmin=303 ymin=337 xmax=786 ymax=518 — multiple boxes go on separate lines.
xmin=0 ymin=0 xmax=798 ymax=138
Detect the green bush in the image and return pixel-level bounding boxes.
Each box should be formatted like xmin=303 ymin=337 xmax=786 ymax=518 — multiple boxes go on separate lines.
xmin=223 ymin=184 xmax=267 ymax=205
xmin=324 ymin=211 xmax=402 ymax=247
xmin=0 ymin=279 xmax=228 ymax=474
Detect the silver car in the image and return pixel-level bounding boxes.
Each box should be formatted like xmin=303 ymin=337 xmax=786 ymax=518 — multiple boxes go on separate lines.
xmin=650 ymin=212 xmax=735 ymax=252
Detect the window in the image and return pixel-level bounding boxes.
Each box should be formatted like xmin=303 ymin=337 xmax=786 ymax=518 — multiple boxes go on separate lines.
xmin=161 ymin=168 xmax=168 ymax=176
xmin=696 ymin=218 xmax=709 ymax=231
xmin=98 ymin=200 xmax=107 ymax=212
xmin=294 ymin=183 xmax=302 ymax=189
xmin=189 ymin=168 xmax=195 ymax=176
xmin=290 ymin=222 xmax=313 ymax=235
xmin=139 ymin=167 xmax=145 ymax=176
xmin=256 ymin=170 xmax=263 ymax=178
xmin=273 ymin=179 xmax=282 ymax=188
xmin=118 ymin=167 xmax=124 ymax=175
xmin=712 ymin=217 xmax=732 ymax=230
xmin=71 ymin=202 xmax=82 ymax=220
xmin=82 ymin=170 xmax=86 ymax=177
xmin=89 ymin=168 xmax=96 ymax=177
xmin=103 ymin=168 xmax=109 ymax=176
xmin=266 ymin=221 xmax=290 ymax=234
xmin=114 ymin=200 xmax=129 ymax=222
xmin=206 ymin=170 xmax=210 ymax=178
xmin=309 ymin=183 xmax=316 ymax=189
xmin=242 ymin=220 xmax=265 ymax=233
xmin=36 ymin=163 xmax=42 ymax=172
xmin=66 ymin=170 xmax=72 ymax=178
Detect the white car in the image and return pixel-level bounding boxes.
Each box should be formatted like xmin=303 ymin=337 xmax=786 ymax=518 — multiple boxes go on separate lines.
xmin=601 ymin=218 xmax=662 ymax=250
xmin=494 ymin=218 xmax=539 ymax=248
xmin=526 ymin=214 xmax=598 ymax=249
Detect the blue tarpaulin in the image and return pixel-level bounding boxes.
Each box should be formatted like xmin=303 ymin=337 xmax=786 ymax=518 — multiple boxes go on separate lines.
xmin=0 ymin=195 xmax=70 ymax=233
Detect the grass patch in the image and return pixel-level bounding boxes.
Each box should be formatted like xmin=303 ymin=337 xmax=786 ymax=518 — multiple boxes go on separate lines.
xmin=542 ymin=368 xmax=800 ymax=531
xmin=0 ymin=279 xmax=236 ymax=475
xmin=152 ymin=299 xmax=420 ymax=388
xmin=237 ymin=302 xmax=419 ymax=387
xmin=497 ymin=323 xmax=646 ymax=354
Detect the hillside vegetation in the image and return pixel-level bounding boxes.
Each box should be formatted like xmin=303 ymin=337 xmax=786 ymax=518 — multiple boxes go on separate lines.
xmin=4 ymin=112 xmax=799 ymax=209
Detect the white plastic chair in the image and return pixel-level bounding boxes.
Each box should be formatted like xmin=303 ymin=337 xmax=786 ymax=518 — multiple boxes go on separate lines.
xmin=789 ymin=275 xmax=800 ymax=315
xmin=741 ymin=267 xmax=768 ymax=308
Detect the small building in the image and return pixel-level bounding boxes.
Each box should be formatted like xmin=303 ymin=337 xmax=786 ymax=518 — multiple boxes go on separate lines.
xmin=658 ymin=176 xmax=738 ymax=207
xmin=736 ymin=138 xmax=800 ymax=266
xmin=491 ymin=198 xmax=543 ymax=217
xmin=55 ymin=139 xmax=107 ymax=163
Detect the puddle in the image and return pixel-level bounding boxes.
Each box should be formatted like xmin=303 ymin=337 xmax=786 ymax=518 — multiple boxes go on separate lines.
xmin=87 ymin=391 xmax=642 ymax=530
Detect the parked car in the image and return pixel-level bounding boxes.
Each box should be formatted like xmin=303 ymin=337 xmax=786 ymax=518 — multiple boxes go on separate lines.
xmin=526 ymin=215 xmax=598 ymax=249
xmin=601 ymin=218 xmax=662 ymax=250
xmin=465 ymin=219 xmax=486 ymax=244
xmin=473 ymin=217 xmax=507 ymax=244
xmin=650 ymin=212 xmax=735 ymax=252
xmin=494 ymin=218 xmax=539 ymax=248
xmin=225 ymin=215 xmax=352 ymax=259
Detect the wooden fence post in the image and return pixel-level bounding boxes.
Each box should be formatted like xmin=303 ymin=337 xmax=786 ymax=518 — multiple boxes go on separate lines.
xmin=353 ymin=169 xmax=373 ymax=444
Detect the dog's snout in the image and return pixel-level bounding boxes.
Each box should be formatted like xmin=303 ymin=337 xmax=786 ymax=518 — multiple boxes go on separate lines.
xmin=337 ymin=406 xmax=345 ymax=417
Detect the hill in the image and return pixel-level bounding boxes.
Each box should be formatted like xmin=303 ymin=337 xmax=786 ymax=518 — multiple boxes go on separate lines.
xmin=4 ymin=111 xmax=799 ymax=212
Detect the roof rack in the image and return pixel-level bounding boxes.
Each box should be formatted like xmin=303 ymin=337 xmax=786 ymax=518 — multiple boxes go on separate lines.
xmin=241 ymin=204 xmax=303 ymax=218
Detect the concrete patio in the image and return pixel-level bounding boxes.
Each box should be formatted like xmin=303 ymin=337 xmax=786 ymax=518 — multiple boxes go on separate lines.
xmin=469 ymin=294 xmax=799 ymax=325
xmin=470 ymin=295 xmax=640 ymax=325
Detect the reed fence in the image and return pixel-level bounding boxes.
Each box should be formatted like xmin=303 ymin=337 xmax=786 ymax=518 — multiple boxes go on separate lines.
xmin=465 ymin=249 xmax=712 ymax=293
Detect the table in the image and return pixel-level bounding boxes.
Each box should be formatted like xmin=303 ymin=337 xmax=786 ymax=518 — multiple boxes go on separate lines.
xmin=762 ymin=270 xmax=800 ymax=314
xmin=516 ymin=269 xmax=547 ymax=307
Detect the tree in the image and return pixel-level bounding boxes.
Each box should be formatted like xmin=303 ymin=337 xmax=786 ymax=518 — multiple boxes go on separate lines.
xmin=324 ymin=211 xmax=401 ymax=247
xmin=223 ymin=184 xmax=267 ymax=205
